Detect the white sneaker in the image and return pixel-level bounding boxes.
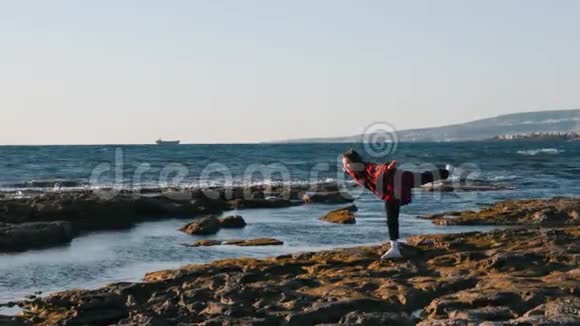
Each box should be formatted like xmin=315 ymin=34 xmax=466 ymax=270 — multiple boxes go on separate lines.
xmin=381 ymin=241 xmax=402 ymax=259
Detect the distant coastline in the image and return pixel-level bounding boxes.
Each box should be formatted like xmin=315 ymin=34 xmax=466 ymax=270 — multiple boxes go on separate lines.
xmin=491 ymin=131 xmax=580 ymax=141
xmin=272 ymin=109 xmax=580 ymax=143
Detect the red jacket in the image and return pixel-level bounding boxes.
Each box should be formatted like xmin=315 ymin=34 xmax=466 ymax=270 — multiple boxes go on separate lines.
xmin=345 ymin=162 xmax=414 ymax=205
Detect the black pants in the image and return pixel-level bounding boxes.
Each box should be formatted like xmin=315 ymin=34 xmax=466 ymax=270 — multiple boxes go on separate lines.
xmin=385 ymin=169 xmax=449 ymax=240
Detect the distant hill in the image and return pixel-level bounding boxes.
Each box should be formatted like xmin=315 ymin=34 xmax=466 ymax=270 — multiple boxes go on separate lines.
xmin=277 ymin=109 xmax=580 ymax=143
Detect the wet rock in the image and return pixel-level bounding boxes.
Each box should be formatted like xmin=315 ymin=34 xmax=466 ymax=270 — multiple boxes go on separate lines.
xmin=117 ymin=314 xmax=172 ymax=326
xmin=303 ymin=191 xmax=354 ymax=204
xmin=182 ymin=240 xmax=223 ymax=247
xmin=178 ymin=215 xmax=246 ymax=237
xmin=223 ymin=238 xmax=283 ymax=246
xmin=0 ymin=301 xmax=17 ymax=309
xmin=183 ymin=238 xmax=284 ymax=247
xmin=219 ymin=215 xmax=247 ymax=228
xmin=179 ymin=216 xmax=221 ymax=235
xmin=319 ymin=205 xmax=357 ymax=224
xmin=0 ymin=221 xmax=75 ymax=252
xmin=0 ymin=191 xmax=220 ymax=230
xmin=421 ymin=197 xmax=580 ymax=226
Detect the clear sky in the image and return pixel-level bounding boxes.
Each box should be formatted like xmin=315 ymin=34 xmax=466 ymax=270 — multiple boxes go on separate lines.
xmin=1 ymin=0 xmax=579 ymax=145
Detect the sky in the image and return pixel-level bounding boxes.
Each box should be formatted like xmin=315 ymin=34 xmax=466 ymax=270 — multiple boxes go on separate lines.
xmin=1 ymin=0 xmax=579 ymax=145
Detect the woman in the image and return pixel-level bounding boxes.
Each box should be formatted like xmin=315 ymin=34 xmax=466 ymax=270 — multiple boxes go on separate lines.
xmin=342 ymin=149 xmax=451 ymax=259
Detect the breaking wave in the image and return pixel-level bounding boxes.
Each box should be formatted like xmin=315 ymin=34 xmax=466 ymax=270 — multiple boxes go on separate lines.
xmin=516 ymin=148 xmax=563 ymax=156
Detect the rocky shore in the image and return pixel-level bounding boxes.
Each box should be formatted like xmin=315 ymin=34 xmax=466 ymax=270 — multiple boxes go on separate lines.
xmin=0 ymin=177 xmax=516 ymax=252
xmin=7 ymin=225 xmax=578 ymax=325
xmin=420 ymin=197 xmax=580 ymax=226
xmin=0 ymin=183 xmax=353 ymax=252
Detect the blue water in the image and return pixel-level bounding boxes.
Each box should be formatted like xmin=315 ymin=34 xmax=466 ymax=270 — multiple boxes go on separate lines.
xmin=0 ymin=141 xmax=578 ymax=306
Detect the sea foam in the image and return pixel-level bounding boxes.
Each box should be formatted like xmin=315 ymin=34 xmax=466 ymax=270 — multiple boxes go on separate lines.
xmin=516 ymin=148 xmax=563 ymax=156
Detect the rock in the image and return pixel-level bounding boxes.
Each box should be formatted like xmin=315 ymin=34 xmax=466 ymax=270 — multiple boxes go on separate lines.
xmin=319 ymin=205 xmax=357 ymax=224
xmin=184 ymin=238 xmax=284 ymax=247
xmin=340 ymin=311 xmax=415 ymax=325
xmin=286 ymin=299 xmax=394 ymax=325
xmin=511 ymin=315 xmax=580 ymax=325
xmin=342 ymin=204 xmax=359 ymax=212
xmin=24 ymin=290 xmax=129 ymax=325
xmin=448 ymin=306 xmax=516 ymax=321
xmin=417 ymin=320 xmax=468 ymax=326
xmin=0 ymin=183 xmax=351 ymax=252
xmin=421 ymin=197 xmax=580 ymax=226
xmin=182 ymin=240 xmax=223 ymax=247
xmin=542 ymin=296 xmax=580 ymax=317
xmin=250 ymin=191 xmax=265 ymax=199
xmin=227 ymin=198 xmax=299 ymax=209
xmin=179 ymin=216 xmax=221 ymax=235
xmin=223 ymin=238 xmax=283 ymax=246
xmin=15 ymin=223 xmax=580 ymax=325
xmin=218 ymin=215 xmax=247 ymax=228
xmin=0 ymin=315 xmax=27 ymax=326
xmin=0 ymin=191 xmax=221 ymax=229
xmin=0 ymin=301 xmax=17 ymax=308
xmin=519 ymin=296 xmax=580 ymax=325
xmin=303 ymin=191 xmax=354 ymax=204
xmin=421 ymin=180 xmax=513 ymax=192
xmin=0 ymin=221 xmax=75 ymax=252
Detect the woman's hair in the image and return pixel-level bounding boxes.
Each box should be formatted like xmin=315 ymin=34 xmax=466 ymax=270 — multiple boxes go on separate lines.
xmin=342 ymin=149 xmax=364 ymax=163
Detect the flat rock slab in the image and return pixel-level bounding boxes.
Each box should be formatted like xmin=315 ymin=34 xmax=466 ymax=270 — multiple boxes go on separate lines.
xmin=183 ymin=238 xmax=284 ymax=247
xmin=421 ymin=180 xmax=514 ymax=192
xmin=181 ymin=239 xmax=223 ymax=247
xmin=224 ymin=238 xmax=284 ymax=246
xmin=420 ymin=196 xmax=580 ymax=226
xmin=18 ymin=224 xmax=579 ymax=325
xmin=319 ymin=205 xmax=357 ymax=224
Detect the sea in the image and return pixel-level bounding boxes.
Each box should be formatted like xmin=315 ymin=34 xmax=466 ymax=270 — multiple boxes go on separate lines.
xmin=0 ymin=141 xmax=578 ymax=306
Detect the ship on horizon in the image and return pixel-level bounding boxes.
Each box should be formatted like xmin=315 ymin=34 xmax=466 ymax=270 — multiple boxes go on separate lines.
xmin=155 ymin=139 xmax=181 ymax=145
